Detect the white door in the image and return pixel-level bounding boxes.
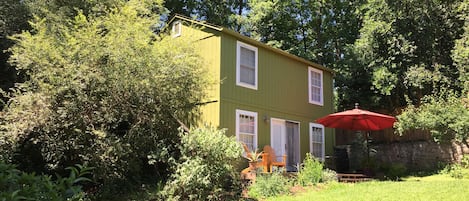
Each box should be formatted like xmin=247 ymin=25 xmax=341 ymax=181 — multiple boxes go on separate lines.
xmin=271 ymin=119 xmax=300 ymax=171
xmin=271 ymin=119 xmax=286 ymax=159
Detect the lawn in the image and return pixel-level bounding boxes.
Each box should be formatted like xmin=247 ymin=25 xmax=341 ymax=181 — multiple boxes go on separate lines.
xmin=267 ymin=174 xmax=469 ymax=201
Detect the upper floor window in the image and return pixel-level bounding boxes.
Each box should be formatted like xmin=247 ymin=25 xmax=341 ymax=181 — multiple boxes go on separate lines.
xmin=236 ymin=41 xmax=258 ymax=90
xmin=309 ymin=123 xmax=325 ymax=161
xmin=308 ymin=67 xmax=323 ymax=105
xmin=236 ymin=109 xmax=258 ymax=152
xmin=172 ymin=21 xmax=181 ymax=37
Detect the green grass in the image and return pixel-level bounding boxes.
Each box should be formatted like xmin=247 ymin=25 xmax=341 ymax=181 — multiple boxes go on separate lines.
xmin=267 ymin=174 xmax=469 ymax=201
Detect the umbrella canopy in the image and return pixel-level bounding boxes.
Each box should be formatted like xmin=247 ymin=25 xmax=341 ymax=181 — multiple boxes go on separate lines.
xmin=316 ymin=104 xmax=396 ymax=131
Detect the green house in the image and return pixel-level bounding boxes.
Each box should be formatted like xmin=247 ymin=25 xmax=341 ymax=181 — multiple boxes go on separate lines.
xmin=169 ymin=15 xmax=335 ymax=171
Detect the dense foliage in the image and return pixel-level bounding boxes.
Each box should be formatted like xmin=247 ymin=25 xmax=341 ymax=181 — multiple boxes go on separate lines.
xmin=297 ymin=153 xmax=324 ymax=186
xmin=395 ymin=93 xmax=469 ymax=142
xmin=160 ymin=127 xmax=243 ymax=201
xmin=354 ymin=0 xmax=466 ymax=110
xmin=0 ymin=0 xmax=30 ymax=109
xmin=247 ymin=172 xmax=291 ymax=199
xmin=1 ymin=0 xmax=210 ymax=192
xmin=0 ymin=162 xmax=91 ymax=201
xmin=442 ymin=154 xmax=469 ymax=179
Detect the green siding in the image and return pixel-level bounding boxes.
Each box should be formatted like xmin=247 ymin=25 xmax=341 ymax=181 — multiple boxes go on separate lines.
xmin=174 ymin=17 xmax=335 ymax=162
xmin=218 ymin=34 xmax=335 ymax=161
xmin=178 ymin=23 xmax=222 ymax=127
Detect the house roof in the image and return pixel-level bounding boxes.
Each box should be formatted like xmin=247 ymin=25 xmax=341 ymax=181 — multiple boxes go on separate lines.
xmin=168 ymin=14 xmax=334 ymax=74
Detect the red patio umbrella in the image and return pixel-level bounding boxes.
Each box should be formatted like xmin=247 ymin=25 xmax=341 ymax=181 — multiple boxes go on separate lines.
xmin=315 ymin=103 xmax=396 ymax=162
xmin=315 ymin=103 xmax=396 ymax=131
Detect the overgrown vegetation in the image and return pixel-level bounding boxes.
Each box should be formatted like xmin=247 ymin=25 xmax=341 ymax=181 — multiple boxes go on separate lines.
xmin=247 ymin=172 xmax=291 ymax=199
xmin=321 ymin=168 xmax=338 ymax=183
xmin=0 ymin=161 xmax=92 ymax=200
xmin=160 ymin=127 xmax=243 ymax=201
xmin=0 ymin=0 xmax=210 ymax=196
xmin=297 ymin=153 xmax=324 ymax=186
xmin=395 ymin=93 xmax=469 ymax=142
xmin=441 ymin=155 xmax=469 ymax=179
xmin=246 ymin=154 xmax=339 ymax=199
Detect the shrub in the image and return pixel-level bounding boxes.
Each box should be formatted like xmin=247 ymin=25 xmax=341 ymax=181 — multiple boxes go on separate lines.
xmin=297 ymin=153 xmax=323 ymax=186
xmin=377 ymin=163 xmax=408 ymax=181
xmin=322 ymin=169 xmax=338 ymax=183
xmin=385 ymin=163 xmax=407 ymax=181
xmin=395 ymin=92 xmax=469 ymax=143
xmin=0 ymin=161 xmax=91 ymax=200
xmin=160 ymin=127 xmax=243 ymax=201
xmin=442 ymin=155 xmax=469 ymax=179
xmin=248 ymin=172 xmax=290 ymax=199
xmin=1 ymin=0 xmax=210 ymax=192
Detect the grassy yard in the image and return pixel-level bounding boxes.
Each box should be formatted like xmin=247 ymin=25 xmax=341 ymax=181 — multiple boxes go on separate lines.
xmin=267 ymin=174 xmax=469 ymax=201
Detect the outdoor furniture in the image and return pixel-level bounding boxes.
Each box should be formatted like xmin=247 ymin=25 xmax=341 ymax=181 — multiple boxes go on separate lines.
xmin=263 ymin=145 xmax=286 ymax=173
xmin=316 ymin=103 xmax=396 ymax=160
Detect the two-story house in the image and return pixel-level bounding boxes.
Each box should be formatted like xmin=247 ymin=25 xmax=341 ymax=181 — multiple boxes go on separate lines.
xmin=169 ymin=15 xmax=335 ymax=171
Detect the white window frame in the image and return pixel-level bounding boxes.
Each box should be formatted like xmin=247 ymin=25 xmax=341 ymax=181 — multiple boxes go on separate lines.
xmin=236 ymin=109 xmax=258 ymax=151
xmin=172 ymin=21 xmax=181 ymax=37
xmin=236 ymin=41 xmax=258 ymax=90
xmin=309 ymin=123 xmax=325 ymax=161
xmin=308 ymin=67 xmax=323 ymax=106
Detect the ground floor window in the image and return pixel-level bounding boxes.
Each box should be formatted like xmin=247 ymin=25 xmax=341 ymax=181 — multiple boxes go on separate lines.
xmin=236 ymin=109 xmax=257 ymax=151
xmin=309 ymin=123 xmax=325 ymax=161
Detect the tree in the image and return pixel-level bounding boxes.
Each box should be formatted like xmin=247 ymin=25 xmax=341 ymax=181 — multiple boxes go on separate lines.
xmin=1 ymin=0 xmax=210 ymax=190
xmin=395 ymin=92 xmax=469 ymax=143
xmin=354 ymin=0 xmax=466 ymax=111
xmin=452 ymin=0 xmax=469 ymax=93
xmin=243 ymin=0 xmax=364 ymax=110
xmin=0 ymin=0 xmax=31 ymax=109
xmin=164 ymin=0 xmax=246 ymax=30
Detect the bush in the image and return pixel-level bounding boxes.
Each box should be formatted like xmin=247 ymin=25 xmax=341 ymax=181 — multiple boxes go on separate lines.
xmin=160 ymin=127 xmax=243 ymax=201
xmin=380 ymin=163 xmax=407 ymax=181
xmin=1 ymin=0 xmax=210 ymax=192
xmin=322 ymin=169 xmax=338 ymax=183
xmin=0 ymin=161 xmax=91 ymax=200
xmin=395 ymin=92 xmax=469 ymax=143
xmin=442 ymin=155 xmax=469 ymax=179
xmin=248 ymin=172 xmax=290 ymax=199
xmin=297 ymin=153 xmax=323 ymax=186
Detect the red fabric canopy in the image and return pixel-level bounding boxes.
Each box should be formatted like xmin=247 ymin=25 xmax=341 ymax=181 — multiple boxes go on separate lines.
xmin=315 ymin=106 xmax=396 ymax=131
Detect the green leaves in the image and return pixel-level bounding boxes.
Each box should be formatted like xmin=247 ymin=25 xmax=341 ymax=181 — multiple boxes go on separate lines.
xmin=395 ymin=93 xmax=469 ymax=142
xmin=297 ymin=153 xmax=324 ymax=186
xmin=355 ymin=0 xmax=466 ymax=109
xmin=2 ymin=0 xmax=210 ymax=190
xmin=161 ymin=127 xmax=243 ymax=201
xmin=0 ymin=162 xmax=91 ymax=201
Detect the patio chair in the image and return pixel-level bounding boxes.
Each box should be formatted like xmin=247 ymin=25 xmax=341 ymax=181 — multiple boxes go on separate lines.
xmin=263 ymin=145 xmax=287 ymax=173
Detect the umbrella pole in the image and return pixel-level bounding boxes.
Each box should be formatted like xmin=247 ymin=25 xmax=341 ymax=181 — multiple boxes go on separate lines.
xmin=366 ymin=132 xmax=370 ymax=161
xmin=364 ymin=132 xmax=370 ymax=162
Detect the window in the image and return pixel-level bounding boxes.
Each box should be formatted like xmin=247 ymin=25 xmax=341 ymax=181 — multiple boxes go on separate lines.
xmin=309 ymin=123 xmax=325 ymax=161
xmin=236 ymin=41 xmax=258 ymax=90
xmin=172 ymin=21 xmax=181 ymax=37
xmin=308 ymin=67 xmax=323 ymax=105
xmin=236 ymin=110 xmax=258 ymax=151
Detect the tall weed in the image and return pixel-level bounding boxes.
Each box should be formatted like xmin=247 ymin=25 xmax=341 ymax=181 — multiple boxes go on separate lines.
xmin=297 ymin=153 xmax=323 ymax=186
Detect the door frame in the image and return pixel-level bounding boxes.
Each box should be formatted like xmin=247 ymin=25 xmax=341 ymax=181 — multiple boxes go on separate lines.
xmin=270 ymin=118 xmax=301 ymax=171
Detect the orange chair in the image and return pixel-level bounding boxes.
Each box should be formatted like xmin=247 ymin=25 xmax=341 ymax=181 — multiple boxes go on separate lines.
xmin=263 ymin=145 xmax=287 ymax=172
